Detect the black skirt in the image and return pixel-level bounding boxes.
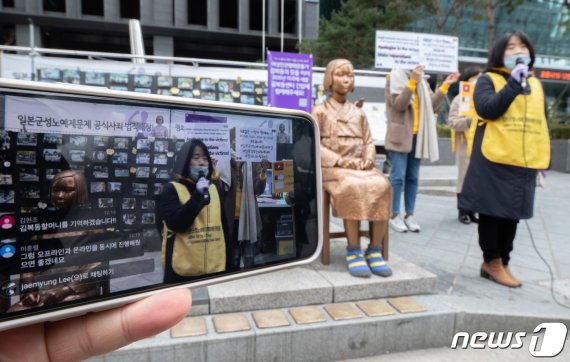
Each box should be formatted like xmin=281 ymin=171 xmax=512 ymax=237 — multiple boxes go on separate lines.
xmin=459 ymin=123 xmax=537 ymax=220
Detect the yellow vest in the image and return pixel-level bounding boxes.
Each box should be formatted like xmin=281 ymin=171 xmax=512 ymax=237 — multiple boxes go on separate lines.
xmin=468 ymin=72 xmax=550 ymax=169
xmin=451 ymin=130 xmax=468 ymax=153
xmin=161 ymin=182 xmax=226 ymax=276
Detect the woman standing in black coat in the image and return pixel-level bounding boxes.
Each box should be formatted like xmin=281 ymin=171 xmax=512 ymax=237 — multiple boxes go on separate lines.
xmin=459 ymin=30 xmax=550 ymax=288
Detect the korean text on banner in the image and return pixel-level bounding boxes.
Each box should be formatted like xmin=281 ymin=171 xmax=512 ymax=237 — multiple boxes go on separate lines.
xmin=5 ymin=96 xmax=170 ymax=137
xmin=375 ymin=30 xmax=458 ymax=73
xmin=267 ymin=51 xmax=313 ymax=113
xmin=235 ymin=127 xmax=277 ymax=162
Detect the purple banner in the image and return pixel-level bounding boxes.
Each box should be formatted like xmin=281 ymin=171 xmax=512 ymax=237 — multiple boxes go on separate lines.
xmin=267 ymin=51 xmax=313 ymax=113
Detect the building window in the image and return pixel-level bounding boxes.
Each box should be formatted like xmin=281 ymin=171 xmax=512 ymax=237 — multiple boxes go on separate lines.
xmin=82 ymin=0 xmax=103 ymax=16
xmin=3 ymin=0 xmax=14 ymax=8
xmin=188 ymin=0 xmax=207 ymax=26
xmin=278 ymin=0 xmax=296 ymax=34
xmin=43 ymin=0 xmax=65 ymax=13
xmin=219 ymin=0 xmax=238 ymax=28
xmin=249 ymin=0 xmax=269 ymax=31
xmin=120 ymin=0 xmax=140 ymax=19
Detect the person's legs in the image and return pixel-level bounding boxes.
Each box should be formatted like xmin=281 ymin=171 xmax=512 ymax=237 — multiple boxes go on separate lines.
xmin=498 ymin=219 xmax=518 ymax=266
xmin=344 ymin=220 xmax=371 ymax=278
xmin=404 ymin=137 xmax=421 ymax=215
xmin=402 ymin=136 xmax=421 ymax=232
xmin=457 ymin=194 xmax=471 ymax=224
xmin=478 ymin=214 xmax=501 ymax=262
xmin=478 ymin=214 xmax=519 ymax=288
xmin=388 ymin=151 xmax=407 ymax=216
xmin=388 ymin=151 xmax=408 ymax=232
xmin=499 ymin=219 xmax=522 ymax=286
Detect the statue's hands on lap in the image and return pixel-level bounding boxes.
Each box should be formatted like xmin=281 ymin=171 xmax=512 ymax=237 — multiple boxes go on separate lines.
xmin=361 ymin=159 xmax=374 ymax=170
xmin=337 ymin=157 xmax=362 ymax=170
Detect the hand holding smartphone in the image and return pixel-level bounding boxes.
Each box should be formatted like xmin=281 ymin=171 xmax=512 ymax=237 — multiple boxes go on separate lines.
xmin=0 ymin=79 xmax=322 ymax=331
xmin=0 ymin=288 xmax=191 ymax=361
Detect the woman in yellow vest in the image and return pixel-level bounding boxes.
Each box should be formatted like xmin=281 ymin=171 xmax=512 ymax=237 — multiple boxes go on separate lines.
xmin=447 ymin=67 xmax=482 ymax=224
xmin=158 ymin=139 xmax=228 ymax=283
xmin=459 ymin=31 xmax=550 ymax=288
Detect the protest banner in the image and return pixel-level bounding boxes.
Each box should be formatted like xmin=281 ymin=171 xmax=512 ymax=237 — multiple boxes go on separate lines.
xmin=375 ymin=30 xmax=458 ymax=73
xmin=267 ymin=51 xmax=313 ymax=113
xmin=5 ymin=96 xmax=170 ymax=137
xmin=235 ymin=127 xmax=277 ymax=162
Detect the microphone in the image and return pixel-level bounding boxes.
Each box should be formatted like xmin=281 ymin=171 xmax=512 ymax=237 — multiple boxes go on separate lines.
xmin=198 ymin=170 xmax=209 ymax=202
xmin=516 ymin=58 xmax=531 ymax=95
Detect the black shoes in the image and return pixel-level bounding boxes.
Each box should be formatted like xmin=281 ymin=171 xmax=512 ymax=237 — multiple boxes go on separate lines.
xmin=457 ymin=194 xmax=478 ymax=224
xmin=458 ymin=209 xmax=471 ymax=224
xmin=458 ymin=209 xmax=478 ymax=225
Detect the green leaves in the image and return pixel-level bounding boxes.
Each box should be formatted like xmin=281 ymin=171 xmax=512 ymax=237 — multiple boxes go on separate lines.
xmin=299 ymin=0 xmax=429 ymax=68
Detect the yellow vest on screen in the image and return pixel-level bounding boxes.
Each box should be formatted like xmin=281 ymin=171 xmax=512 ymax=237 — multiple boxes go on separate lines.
xmin=469 ymin=72 xmax=550 ymax=169
xmin=161 ymin=182 xmax=226 ymax=276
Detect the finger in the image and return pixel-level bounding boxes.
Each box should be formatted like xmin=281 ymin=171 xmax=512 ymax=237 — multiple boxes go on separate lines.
xmin=0 ymin=323 xmax=48 ymax=361
xmin=45 ymin=288 xmax=192 ymax=362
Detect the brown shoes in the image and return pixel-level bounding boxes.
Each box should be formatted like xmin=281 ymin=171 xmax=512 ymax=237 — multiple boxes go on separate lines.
xmin=480 ymin=258 xmax=521 ymax=288
xmin=504 ymin=266 xmax=523 ymax=287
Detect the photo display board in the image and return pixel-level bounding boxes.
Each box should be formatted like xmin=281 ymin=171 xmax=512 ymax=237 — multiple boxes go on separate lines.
xmin=39 ymin=70 xmax=269 ymax=106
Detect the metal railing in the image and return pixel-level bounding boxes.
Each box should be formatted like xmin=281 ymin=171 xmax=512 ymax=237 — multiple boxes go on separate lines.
xmin=0 ymin=45 xmax=390 ymax=77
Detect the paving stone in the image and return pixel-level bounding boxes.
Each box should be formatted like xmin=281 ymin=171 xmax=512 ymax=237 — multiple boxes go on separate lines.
xmin=289 ymin=306 xmax=327 ymax=324
xmin=324 ymin=303 xmax=363 ymax=321
xmin=252 ymin=310 xmax=290 ymax=329
xmin=387 ymin=297 xmax=427 ymax=313
xmin=170 ymin=316 xmax=207 ymax=338
xmin=356 ymin=300 xmax=396 ymax=317
xmin=213 ymin=313 xmax=251 ymax=333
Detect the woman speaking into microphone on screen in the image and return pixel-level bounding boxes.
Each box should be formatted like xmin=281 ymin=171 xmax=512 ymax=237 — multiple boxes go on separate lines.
xmin=157 ymin=139 xmax=228 ymax=283
xmin=459 ymin=30 xmax=550 ymax=288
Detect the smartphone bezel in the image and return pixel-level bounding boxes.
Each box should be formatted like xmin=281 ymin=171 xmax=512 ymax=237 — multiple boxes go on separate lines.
xmin=0 ymin=79 xmax=323 ymax=332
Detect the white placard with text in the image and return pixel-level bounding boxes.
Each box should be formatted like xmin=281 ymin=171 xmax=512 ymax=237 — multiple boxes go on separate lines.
xmin=375 ymin=30 xmax=458 ymax=73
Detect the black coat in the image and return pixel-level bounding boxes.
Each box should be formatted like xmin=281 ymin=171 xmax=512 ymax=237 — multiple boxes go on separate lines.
xmin=458 ymin=71 xmax=545 ymax=220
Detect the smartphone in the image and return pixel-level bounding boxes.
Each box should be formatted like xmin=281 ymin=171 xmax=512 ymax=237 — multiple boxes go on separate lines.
xmin=0 ymin=79 xmax=322 ymax=331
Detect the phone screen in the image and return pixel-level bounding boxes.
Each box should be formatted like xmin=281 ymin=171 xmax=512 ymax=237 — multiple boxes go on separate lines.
xmin=0 ymin=86 xmax=319 ymax=323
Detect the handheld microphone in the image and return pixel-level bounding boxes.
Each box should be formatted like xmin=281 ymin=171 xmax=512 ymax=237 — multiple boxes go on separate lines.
xmin=515 ymin=58 xmax=531 ymax=95
xmin=198 ymin=170 xmax=209 ymax=202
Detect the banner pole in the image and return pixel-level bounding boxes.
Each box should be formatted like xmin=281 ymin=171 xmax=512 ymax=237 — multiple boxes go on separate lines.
xmin=262 ymin=0 xmax=266 ymax=63
xmin=280 ymin=0 xmax=284 ymax=52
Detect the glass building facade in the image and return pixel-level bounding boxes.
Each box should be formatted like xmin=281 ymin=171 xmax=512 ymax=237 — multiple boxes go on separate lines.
xmin=407 ymin=0 xmax=569 ymax=65
xmin=406 ymin=0 xmax=570 ymax=120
